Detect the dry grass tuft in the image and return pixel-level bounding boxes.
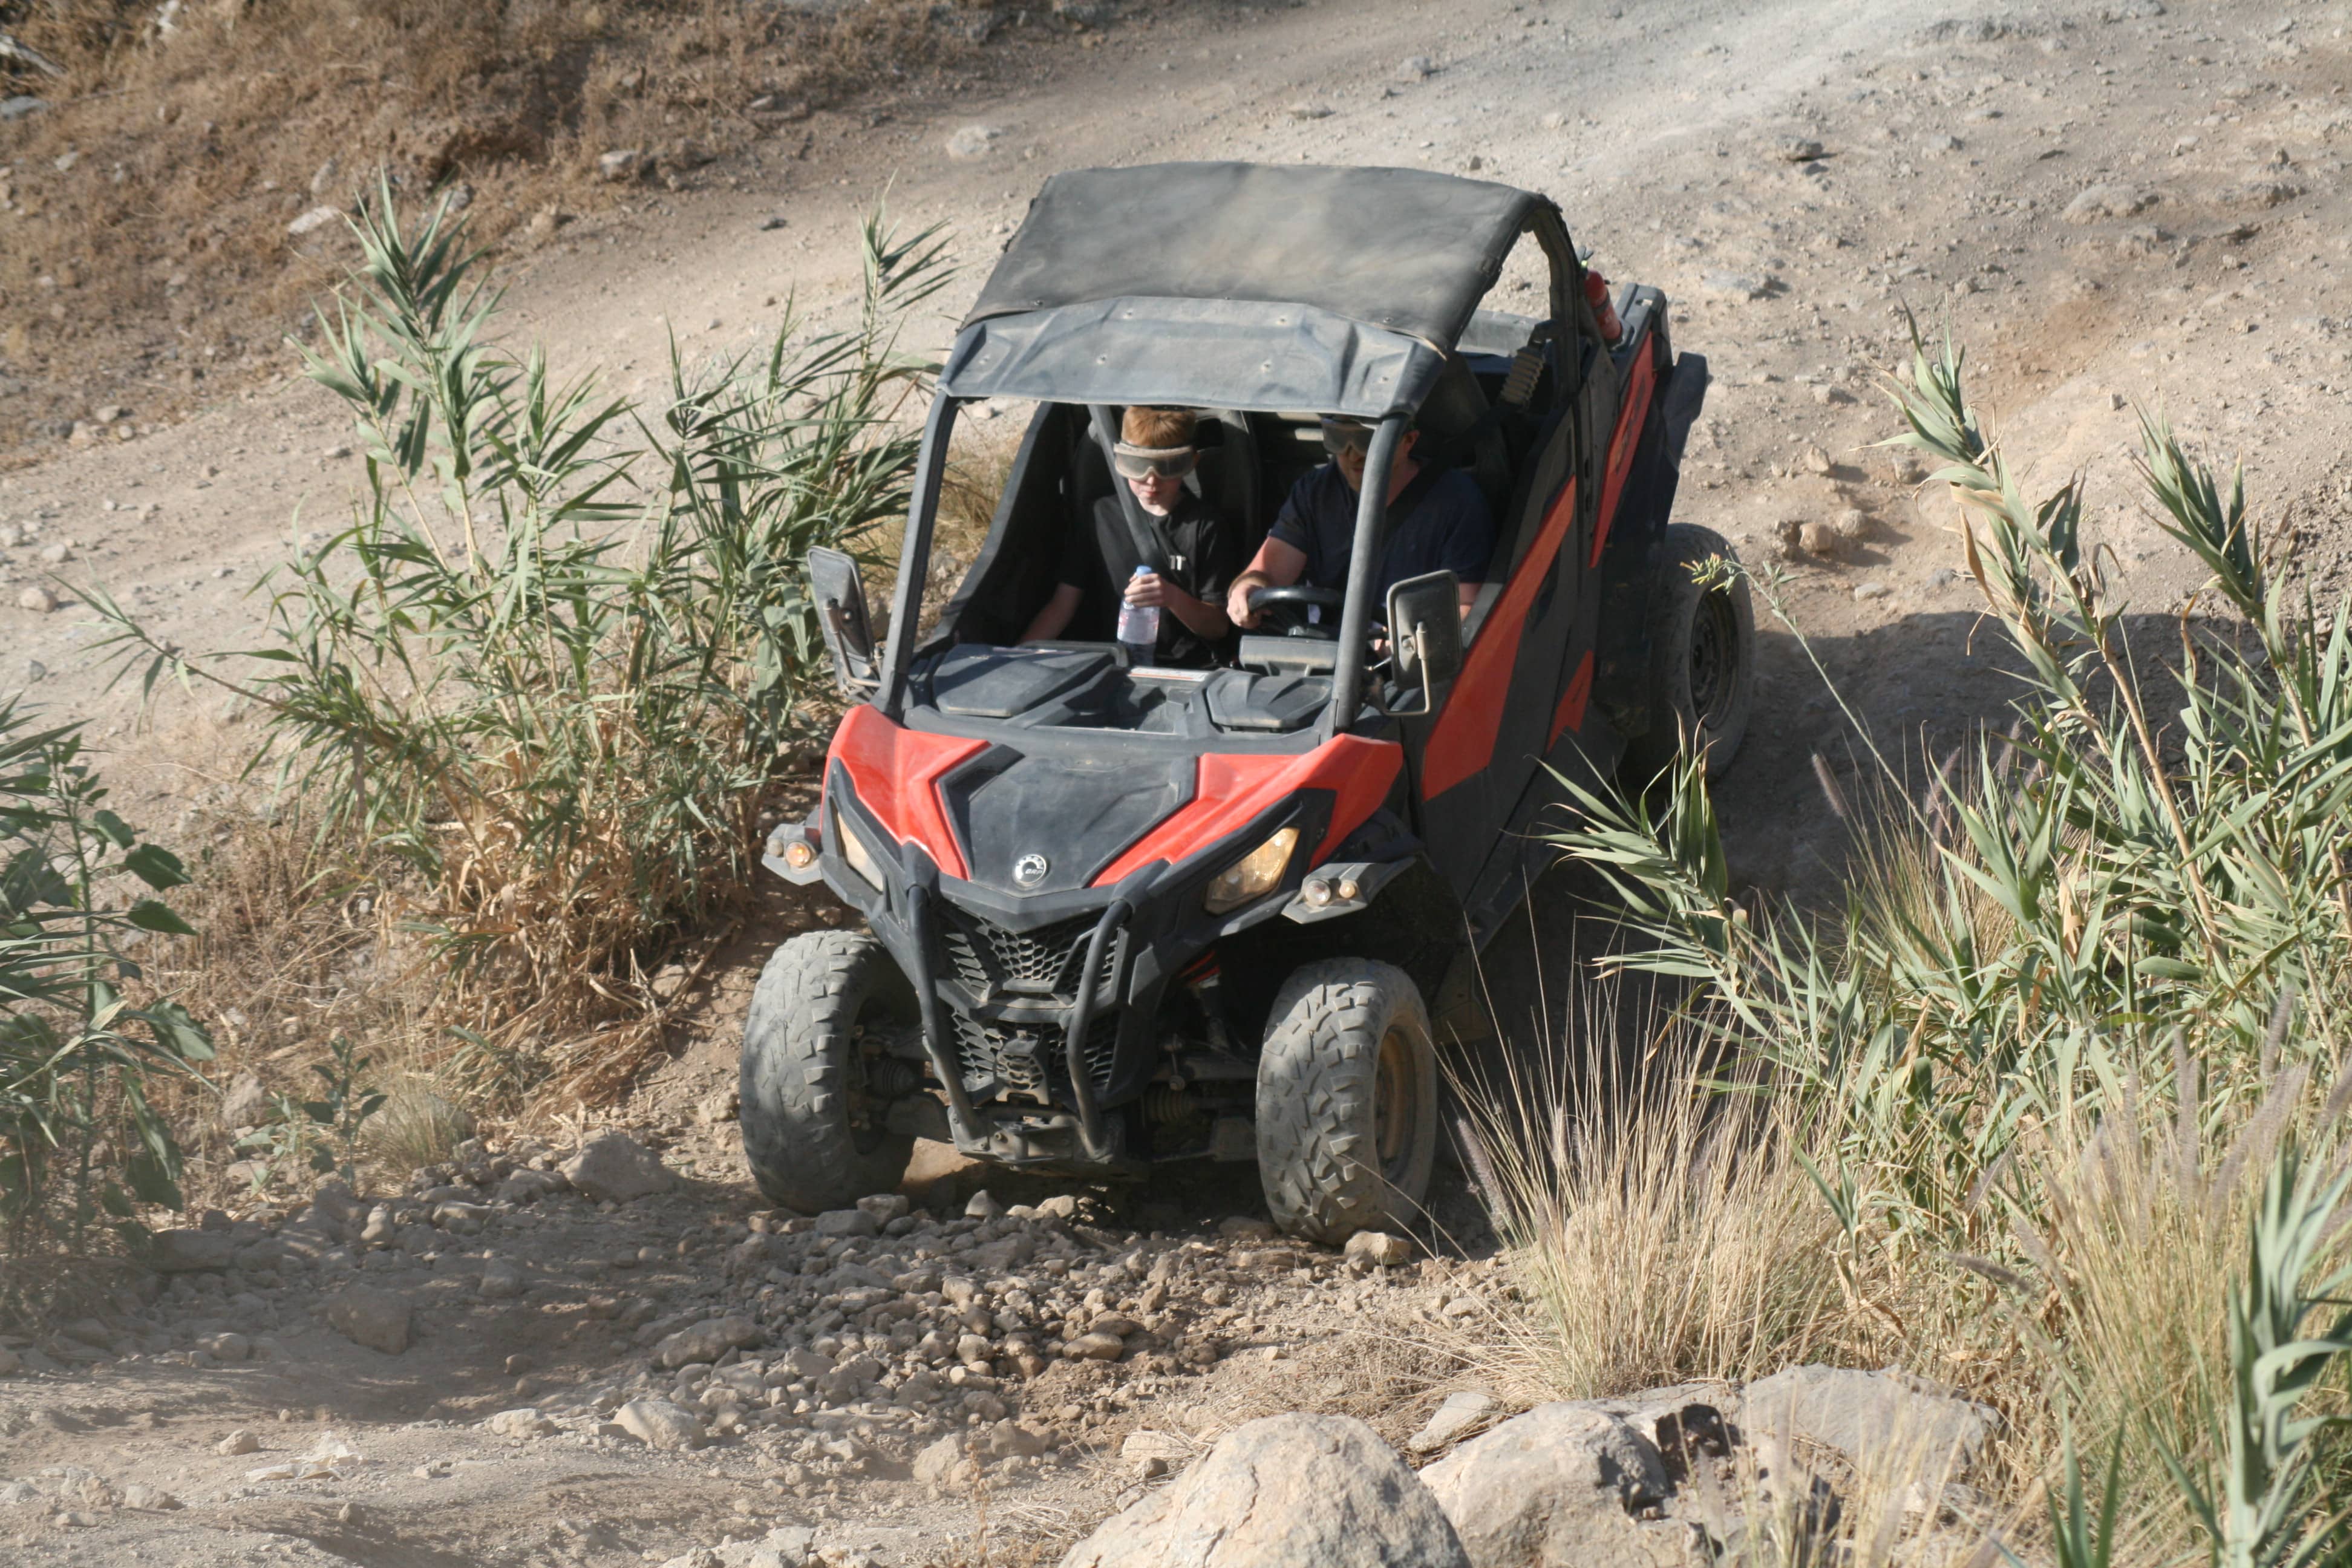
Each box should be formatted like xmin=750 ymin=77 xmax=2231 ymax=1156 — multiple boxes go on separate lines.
xmin=1448 ymin=997 xmax=1855 ymax=1408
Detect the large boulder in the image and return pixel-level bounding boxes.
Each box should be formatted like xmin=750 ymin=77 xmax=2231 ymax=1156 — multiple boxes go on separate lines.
xmin=325 ymin=1284 xmax=411 ymax=1354
xmin=561 ymin=1129 xmax=674 ymax=1203
xmin=1060 ymin=1413 xmax=1468 ymax=1568
xmin=1419 ymin=1404 xmax=1702 ymax=1568
xmin=1736 ymin=1366 xmax=1994 ymax=1481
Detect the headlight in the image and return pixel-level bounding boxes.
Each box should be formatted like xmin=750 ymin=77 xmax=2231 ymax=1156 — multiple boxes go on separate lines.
xmin=1203 ymin=826 xmax=1299 ymax=915
xmin=831 ymin=799 xmax=886 ymax=890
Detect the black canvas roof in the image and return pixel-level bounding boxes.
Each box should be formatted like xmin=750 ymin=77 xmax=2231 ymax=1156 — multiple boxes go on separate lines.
xmin=965 ymin=162 xmax=1548 ymax=350
xmin=942 ymin=163 xmax=1555 ymax=419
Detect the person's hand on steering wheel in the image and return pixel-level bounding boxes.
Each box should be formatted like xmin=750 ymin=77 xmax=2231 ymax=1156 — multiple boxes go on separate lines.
xmin=1244 ymin=584 xmax=1347 ymax=639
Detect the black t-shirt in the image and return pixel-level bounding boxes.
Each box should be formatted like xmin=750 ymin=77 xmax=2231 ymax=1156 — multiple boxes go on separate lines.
xmin=1269 ymin=462 xmax=1497 ymax=601
xmin=1055 ymin=489 xmax=1237 ymax=667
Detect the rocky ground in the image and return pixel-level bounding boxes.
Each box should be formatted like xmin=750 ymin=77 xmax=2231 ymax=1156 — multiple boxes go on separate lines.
xmin=0 ymin=1121 xmax=1994 ymax=1567
xmin=5 ymin=0 xmax=2352 ymax=1561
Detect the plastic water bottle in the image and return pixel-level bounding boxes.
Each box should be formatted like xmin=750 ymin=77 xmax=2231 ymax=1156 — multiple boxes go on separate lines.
xmin=1116 ymin=564 xmax=1160 ymax=665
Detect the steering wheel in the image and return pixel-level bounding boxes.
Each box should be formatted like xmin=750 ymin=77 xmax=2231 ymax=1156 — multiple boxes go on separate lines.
xmin=1246 ymin=584 xmax=1345 ymax=641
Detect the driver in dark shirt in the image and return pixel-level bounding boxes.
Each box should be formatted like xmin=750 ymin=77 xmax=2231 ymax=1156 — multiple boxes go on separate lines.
xmin=1225 ymin=415 xmax=1493 ymax=632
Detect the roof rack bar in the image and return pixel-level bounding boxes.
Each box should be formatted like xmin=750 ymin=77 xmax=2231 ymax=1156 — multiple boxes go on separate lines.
xmin=1325 ymin=414 xmax=1407 ymax=734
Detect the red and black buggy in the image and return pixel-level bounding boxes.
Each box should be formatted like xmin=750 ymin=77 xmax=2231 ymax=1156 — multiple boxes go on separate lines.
xmin=742 ymin=163 xmax=1752 ymax=1241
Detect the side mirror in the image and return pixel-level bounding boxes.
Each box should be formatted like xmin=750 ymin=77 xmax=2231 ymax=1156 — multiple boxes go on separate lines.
xmin=1385 ymin=570 xmax=1462 ymax=716
xmin=807 ymin=547 xmax=880 ymax=693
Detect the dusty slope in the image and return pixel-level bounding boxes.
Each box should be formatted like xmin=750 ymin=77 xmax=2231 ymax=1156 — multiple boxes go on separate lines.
xmin=4 ymin=0 xmax=2351 ymax=1561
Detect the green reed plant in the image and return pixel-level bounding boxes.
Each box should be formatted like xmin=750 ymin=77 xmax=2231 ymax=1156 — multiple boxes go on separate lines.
xmin=86 ymin=180 xmax=949 ymax=1110
xmin=1511 ymin=322 xmax=2352 ymax=1550
xmin=1 ymin=699 xmax=214 ymax=1308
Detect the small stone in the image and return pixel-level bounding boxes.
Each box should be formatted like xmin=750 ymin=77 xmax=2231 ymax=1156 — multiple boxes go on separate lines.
xmin=16 ymin=584 xmax=59 ymax=613
xmin=286 ymin=206 xmax=341 ymax=238
xmin=1344 ymin=1230 xmax=1413 ymax=1267
xmin=1801 ymin=445 xmax=1835 ymax=475
xmin=694 ymin=1086 xmax=739 ymax=1125
xmin=956 ymin=1333 xmax=995 ymax=1364
xmin=1286 ymin=103 xmax=1333 ymax=120
xmin=150 ymin=1227 xmax=237 ymax=1272
xmin=1700 ymin=272 xmax=1773 ymax=301
xmin=944 ymin=125 xmax=1001 ymax=160
xmin=120 ymin=1483 xmax=180 ymax=1511
xmin=655 ymin=1316 xmax=762 ymax=1370
xmin=309 ymin=157 xmax=339 ymax=197
xmin=615 ymin=1396 xmax=704 ymax=1451
xmin=1539 ymin=111 xmax=1567 ymax=131
xmin=1396 ymin=55 xmax=1436 ymax=80
xmin=485 ymin=1408 xmax=557 ymax=1439
xmin=2062 ymin=183 xmax=2157 ymax=224
xmin=199 ymin=1332 xmax=251 ymax=1362
xmin=1854 ymin=582 xmax=1891 ymax=601
xmin=325 ymin=1284 xmax=411 ymax=1354
xmin=1812 ymin=384 xmax=1856 ymax=405
xmin=1409 ymin=1390 xmax=1497 ymax=1454
xmin=964 ymin=1191 xmax=1005 ymax=1220
xmin=1927 ymin=567 xmax=1959 ymax=589
xmin=480 ymin=1260 xmax=524 ymax=1300
xmin=598 ymin=149 xmax=647 ymax=182
xmin=815 ymin=1207 xmax=879 ymax=1238
xmin=0 ymin=1348 xmax=18 ymax=1376
xmin=1831 ymin=509 xmax=1870 ymax=540
xmin=0 ymin=1480 xmax=38 ymax=1504
xmin=1089 ymin=1313 xmax=1142 ymax=1338
xmin=220 ymin=1072 xmax=267 ymax=1128
xmin=1774 ymin=136 xmax=1826 ymax=162
xmin=560 ymin=1129 xmax=673 ymax=1203
xmin=1922 ymin=132 xmax=1963 ymax=155
xmin=855 ymin=1192 xmax=910 ymax=1224
xmin=1797 ymin=521 xmax=1840 ymax=558
xmin=913 ymin=1432 xmax=967 ymax=1493
xmin=1065 ymin=1331 xmax=1126 ymax=1361
xmin=216 ymin=1430 xmax=260 ymax=1455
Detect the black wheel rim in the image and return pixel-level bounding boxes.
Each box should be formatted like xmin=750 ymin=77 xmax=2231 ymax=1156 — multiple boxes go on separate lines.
xmin=1373 ymin=1027 xmax=1419 ymax=1184
xmin=1688 ymin=589 xmax=1739 ymax=725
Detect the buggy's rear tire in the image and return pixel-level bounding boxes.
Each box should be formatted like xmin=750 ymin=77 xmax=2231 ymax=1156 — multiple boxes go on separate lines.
xmin=1255 ymin=959 xmax=1438 ymax=1244
xmin=1622 ymin=523 xmax=1754 ymax=783
xmin=739 ymin=930 xmax=916 ymax=1213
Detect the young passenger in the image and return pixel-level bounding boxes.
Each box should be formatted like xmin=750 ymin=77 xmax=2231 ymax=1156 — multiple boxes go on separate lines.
xmin=1022 ymin=407 xmax=1237 ymax=667
xmin=1225 ymin=416 xmax=1493 ymax=630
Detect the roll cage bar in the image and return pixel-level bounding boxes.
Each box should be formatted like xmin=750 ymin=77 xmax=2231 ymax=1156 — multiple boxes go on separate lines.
xmin=875 ymin=202 xmax=1589 ymax=740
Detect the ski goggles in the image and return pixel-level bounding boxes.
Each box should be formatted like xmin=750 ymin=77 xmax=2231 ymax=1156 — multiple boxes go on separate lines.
xmin=1112 ymin=442 xmax=1197 ymax=480
xmin=1319 ymin=419 xmax=1375 ymax=457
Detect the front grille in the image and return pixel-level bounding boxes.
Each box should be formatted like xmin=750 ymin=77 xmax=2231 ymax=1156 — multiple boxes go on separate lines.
xmin=936 ymin=907 xmax=1118 ymax=1000
xmin=949 ymin=1011 xmax=1120 ymax=1097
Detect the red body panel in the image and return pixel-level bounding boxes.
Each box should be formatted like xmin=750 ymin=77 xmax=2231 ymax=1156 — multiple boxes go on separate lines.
xmin=1587 ymin=338 xmax=1659 ymax=570
xmin=1548 ymin=649 xmax=1596 ymax=748
xmin=826 ymin=705 xmax=987 ymax=880
xmin=1419 ymin=477 xmax=1580 ymax=800
xmin=1090 ymin=737 xmax=1404 ymax=887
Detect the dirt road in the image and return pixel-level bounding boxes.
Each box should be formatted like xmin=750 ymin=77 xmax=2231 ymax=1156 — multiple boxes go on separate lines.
xmin=4 ymin=0 xmax=2348 ymax=1560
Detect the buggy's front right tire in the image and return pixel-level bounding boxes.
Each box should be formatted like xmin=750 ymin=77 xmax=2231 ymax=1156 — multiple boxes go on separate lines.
xmin=738 ymin=930 xmax=916 ymax=1213
xmin=1254 ymin=959 xmax=1438 ymax=1244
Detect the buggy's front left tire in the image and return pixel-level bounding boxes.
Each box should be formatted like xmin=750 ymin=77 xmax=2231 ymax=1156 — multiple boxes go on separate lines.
xmin=1254 ymin=959 xmax=1438 ymax=1244
xmin=1621 ymin=522 xmax=1755 ymax=783
xmin=739 ymin=930 xmax=916 ymax=1212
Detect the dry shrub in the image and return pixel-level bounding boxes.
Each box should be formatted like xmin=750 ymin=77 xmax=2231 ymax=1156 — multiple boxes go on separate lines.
xmin=362 ymin=1084 xmax=475 ymax=1178
xmin=0 ymin=0 xmax=995 ymax=464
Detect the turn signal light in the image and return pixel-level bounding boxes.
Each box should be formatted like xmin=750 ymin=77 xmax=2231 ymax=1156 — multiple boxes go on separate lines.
xmin=782 ymin=839 xmax=817 ymax=871
xmin=1203 ymin=826 xmax=1299 ymax=915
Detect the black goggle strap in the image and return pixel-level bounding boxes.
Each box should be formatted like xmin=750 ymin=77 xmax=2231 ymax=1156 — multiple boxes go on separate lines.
xmin=1112 ymin=442 xmax=1196 ymax=479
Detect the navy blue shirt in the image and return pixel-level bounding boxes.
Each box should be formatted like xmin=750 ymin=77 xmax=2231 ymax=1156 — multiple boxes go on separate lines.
xmin=1268 ymin=463 xmax=1496 ymax=601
